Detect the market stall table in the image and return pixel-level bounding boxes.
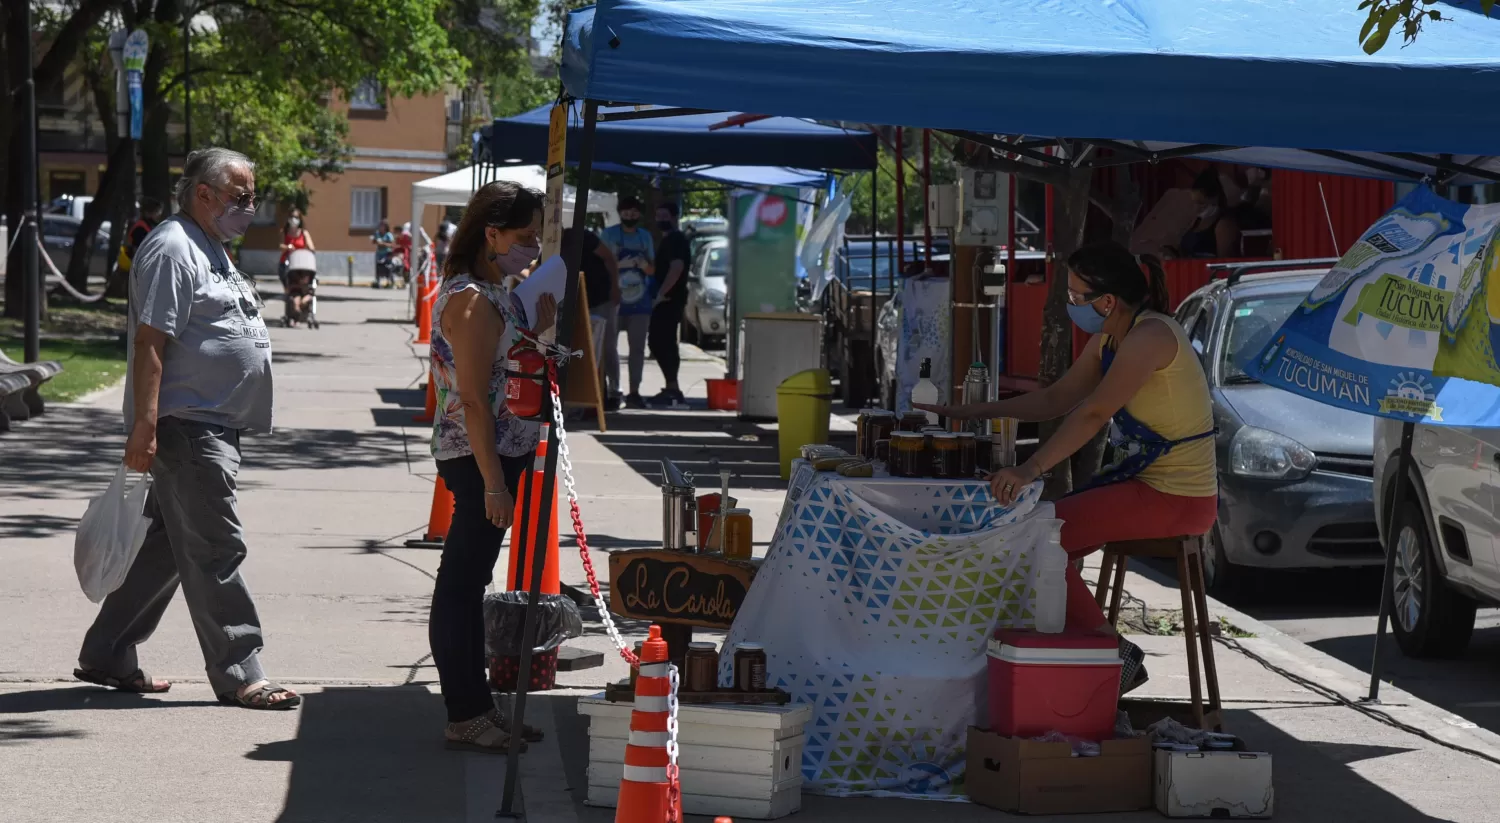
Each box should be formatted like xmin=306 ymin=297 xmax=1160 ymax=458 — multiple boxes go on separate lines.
xmin=719 ymin=459 xmax=1063 ymax=799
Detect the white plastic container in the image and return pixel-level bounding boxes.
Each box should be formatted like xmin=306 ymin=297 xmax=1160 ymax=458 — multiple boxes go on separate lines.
xmin=1032 ymin=537 xmax=1069 ymax=634
xmin=912 ymin=357 xmax=940 ymax=424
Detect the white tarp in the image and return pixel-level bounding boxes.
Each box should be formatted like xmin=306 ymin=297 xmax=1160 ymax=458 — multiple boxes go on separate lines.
xmin=721 ymin=463 xmax=1062 ymax=799
xmin=409 ymin=165 xmax=618 ymax=235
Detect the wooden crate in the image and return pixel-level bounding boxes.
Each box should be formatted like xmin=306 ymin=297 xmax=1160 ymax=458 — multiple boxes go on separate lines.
xmin=579 ymin=694 xmax=811 ymax=820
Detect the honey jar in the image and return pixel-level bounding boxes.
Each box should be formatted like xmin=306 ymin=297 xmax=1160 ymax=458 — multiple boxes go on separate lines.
xmin=930 ymin=432 xmax=960 ymax=478
xmin=890 ymin=431 xmax=926 ymax=478
xmin=957 ymin=431 xmax=978 ymax=478
xmin=723 ymin=508 xmax=754 ymax=560
xmin=684 ymin=641 xmax=719 ymax=692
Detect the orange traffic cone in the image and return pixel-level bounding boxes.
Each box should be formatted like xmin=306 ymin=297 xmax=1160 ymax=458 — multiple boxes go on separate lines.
xmin=414 ymin=371 xmax=437 ymax=424
xmin=507 ymin=424 xmax=559 ymax=595
xmin=616 ymin=625 xmax=680 ymax=823
xmin=415 ymin=265 xmax=437 ymax=345
xmin=404 ymin=476 xmax=453 ymax=549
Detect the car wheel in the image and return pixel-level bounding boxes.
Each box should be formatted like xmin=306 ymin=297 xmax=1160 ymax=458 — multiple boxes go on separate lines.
xmin=1201 ymin=526 xmax=1242 ymax=597
xmin=1389 ymin=499 xmax=1477 ymax=658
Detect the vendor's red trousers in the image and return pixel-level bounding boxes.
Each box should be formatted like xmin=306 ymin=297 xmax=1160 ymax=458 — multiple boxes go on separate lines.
xmin=1054 ymin=480 xmax=1218 ymax=631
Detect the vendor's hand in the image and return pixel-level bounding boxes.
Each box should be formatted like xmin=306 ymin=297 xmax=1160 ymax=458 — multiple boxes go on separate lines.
xmin=988 ymin=460 xmax=1040 ymax=506
xmin=485 ymin=487 xmax=515 ymax=529
xmin=534 ymin=292 xmax=558 ymax=334
xmin=913 ymin=402 xmax=971 ymax=420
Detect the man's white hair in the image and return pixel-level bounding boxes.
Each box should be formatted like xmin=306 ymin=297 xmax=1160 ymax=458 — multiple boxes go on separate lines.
xmin=174 ymin=147 xmax=254 ymax=212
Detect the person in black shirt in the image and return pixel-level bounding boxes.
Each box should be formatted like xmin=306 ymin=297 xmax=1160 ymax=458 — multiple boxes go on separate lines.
xmin=563 ymin=227 xmax=619 ymax=389
xmin=649 ymin=202 xmax=692 ymax=406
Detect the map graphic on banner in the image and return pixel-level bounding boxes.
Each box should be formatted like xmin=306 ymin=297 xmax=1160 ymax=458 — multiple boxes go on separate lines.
xmin=1248 ymin=185 xmax=1500 ymax=426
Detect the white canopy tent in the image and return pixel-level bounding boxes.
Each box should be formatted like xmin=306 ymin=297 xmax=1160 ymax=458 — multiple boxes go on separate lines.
xmin=409 ymin=165 xmax=618 ymax=236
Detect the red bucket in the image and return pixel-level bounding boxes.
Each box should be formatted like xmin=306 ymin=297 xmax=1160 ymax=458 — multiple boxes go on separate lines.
xmin=706 ymin=378 xmax=739 ymax=411
xmin=489 ymin=648 xmax=560 ymax=692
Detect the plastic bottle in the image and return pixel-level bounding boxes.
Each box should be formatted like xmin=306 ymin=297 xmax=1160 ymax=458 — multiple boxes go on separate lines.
xmin=912 ymin=357 xmax=940 ymax=425
xmin=1033 ymin=535 xmax=1069 ymax=634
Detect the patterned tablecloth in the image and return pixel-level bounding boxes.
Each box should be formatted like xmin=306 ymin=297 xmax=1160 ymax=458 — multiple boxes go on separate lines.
xmin=719 ymin=460 xmax=1063 ymax=800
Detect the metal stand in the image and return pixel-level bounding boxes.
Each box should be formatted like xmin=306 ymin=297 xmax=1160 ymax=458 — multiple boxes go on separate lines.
xmin=1366 ymin=420 xmax=1415 ymax=703
xmin=496 ymin=98 xmax=599 ymax=821
xmin=18 ymin=0 xmax=42 ymax=364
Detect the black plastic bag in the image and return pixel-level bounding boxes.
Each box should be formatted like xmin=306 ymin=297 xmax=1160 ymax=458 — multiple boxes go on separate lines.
xmin=483 ymin=591 xmax=583 ymax=656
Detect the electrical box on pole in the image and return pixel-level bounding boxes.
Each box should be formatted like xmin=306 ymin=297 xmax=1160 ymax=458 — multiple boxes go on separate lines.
xmin=957 ymin=168 xmax=1010 ymax=247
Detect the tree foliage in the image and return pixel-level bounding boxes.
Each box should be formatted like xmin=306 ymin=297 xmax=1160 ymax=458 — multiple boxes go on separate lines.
xmin=1358 ymin=0 xmax=1495 ymax=53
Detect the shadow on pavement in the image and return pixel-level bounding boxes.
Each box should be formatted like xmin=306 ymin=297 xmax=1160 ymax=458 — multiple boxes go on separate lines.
xmin=371 ymin=407 xmax=431 ymax=428
xmin=0 ymin=717 xmax=88 ymax=744
xmin=0 ymin=405 xmax=122 ymax=501
xmin=240 ymin=428 xmax=414 ymax=472
xmin=0 ymin=687 xmax=220 ymax=713
xmin=377 ymin=387 xmax=426 ymax=408
xmin=591 ymin=411 xmax=790 ymax=492
xmin=0 ymin=512 xmax=79 ymax=541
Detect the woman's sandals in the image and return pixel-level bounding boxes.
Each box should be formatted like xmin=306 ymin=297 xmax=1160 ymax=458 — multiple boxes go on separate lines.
xmin=445 ymin=710 xmax=530 ymax=754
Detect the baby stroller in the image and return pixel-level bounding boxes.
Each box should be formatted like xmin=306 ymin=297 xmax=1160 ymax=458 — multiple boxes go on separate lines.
xmin=283 ymin=248 xmax=320 ymax=329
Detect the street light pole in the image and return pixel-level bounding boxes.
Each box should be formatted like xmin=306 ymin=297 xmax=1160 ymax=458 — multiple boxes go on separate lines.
xmin=19 ymin=0 xmax=42 ymax=363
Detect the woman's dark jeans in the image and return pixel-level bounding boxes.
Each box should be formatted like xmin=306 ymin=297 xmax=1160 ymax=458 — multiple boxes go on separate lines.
xmin=431 ymin=453 xmax=529 ymax=723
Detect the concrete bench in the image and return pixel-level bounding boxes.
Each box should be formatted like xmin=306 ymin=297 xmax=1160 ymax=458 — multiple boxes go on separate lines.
xmin=0 ymin=350 xmax=64 ymax=419
xmin=0 ymin=372 xmax=32 ymax=432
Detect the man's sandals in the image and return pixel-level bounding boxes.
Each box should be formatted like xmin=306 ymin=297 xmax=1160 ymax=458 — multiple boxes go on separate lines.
xmin=73 ymin=668 xmax=171 ymax=694
xmin=218 ymin=681 xmax=302 ymax=710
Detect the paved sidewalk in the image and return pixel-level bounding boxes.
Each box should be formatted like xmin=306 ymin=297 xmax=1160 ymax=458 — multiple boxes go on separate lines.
xmin=1 ymin=284 xmax=1497 ymax=822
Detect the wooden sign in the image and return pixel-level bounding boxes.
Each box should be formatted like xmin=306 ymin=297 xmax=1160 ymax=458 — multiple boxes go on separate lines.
xmin=561 ymin=272 xmax=606 ymax=431
xmin=608 ymin=549 xmax=758 ymax=630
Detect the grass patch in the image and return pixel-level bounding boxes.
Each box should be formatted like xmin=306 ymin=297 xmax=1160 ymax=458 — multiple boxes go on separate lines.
xmin=0 ymin=297 xmax=130 ymax=401
xmin=0 ymin=336 xmax=127 ymax=402
xmin=1118 ymin=607 xmax=1257 ymax=639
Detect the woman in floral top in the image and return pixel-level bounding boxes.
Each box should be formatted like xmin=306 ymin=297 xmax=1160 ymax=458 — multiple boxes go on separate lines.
xmin=427 ymin=180 xmax=556 ymax=753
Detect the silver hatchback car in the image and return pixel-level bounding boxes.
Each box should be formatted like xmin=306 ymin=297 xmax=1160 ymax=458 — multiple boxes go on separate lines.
xmin=1175 ymin=268 xmax=1383 ymax=593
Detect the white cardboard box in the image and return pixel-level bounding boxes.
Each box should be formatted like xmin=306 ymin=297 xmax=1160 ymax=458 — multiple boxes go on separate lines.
xmin=579 ymin=694 xmax=811 ymax=820
xmin=1154 ymin=748 xmax=1274 ymax=818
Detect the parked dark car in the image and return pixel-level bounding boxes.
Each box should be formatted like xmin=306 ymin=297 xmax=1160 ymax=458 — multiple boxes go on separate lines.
xmin=1176 ymin=268 xmax=1382 ymax=593
xmin=40 ymin=215 xmax=111 ymax=282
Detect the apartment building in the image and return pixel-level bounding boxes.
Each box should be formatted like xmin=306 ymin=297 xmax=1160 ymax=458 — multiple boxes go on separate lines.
xmin=240 ymin=80 xmax=464 ymax=279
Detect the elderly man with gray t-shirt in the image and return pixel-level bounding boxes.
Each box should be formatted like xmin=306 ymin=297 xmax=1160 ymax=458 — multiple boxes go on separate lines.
xmin=73 ymin=148 xmax=298 ymax=710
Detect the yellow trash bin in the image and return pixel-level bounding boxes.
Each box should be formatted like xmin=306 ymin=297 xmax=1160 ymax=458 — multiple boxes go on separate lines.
xmin=776 ymin=368 xmax=834 ymax=479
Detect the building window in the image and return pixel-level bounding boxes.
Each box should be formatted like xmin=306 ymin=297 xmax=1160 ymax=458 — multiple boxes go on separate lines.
xmin=350 ymin=78 xmax=384 ymax=111
xmin=351 ymin=187 xmax=382 ymax=230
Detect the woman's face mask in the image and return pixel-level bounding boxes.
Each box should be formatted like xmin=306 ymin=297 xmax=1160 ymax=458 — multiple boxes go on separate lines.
xmin=488 ymin=227 xmax=539 ymax=277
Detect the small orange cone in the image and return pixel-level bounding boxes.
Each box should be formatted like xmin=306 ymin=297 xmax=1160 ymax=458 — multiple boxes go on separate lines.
xmin=507 ymin=424 xmax=559 ymax=595
xmin=616 ymin=626 xmax=680 ymax=823
xmin=404 ymin=476 xmax=453 ymax=549
xmin=415 ymin=264 xmax=437 ymax=345
xmin=414 ymin=371 xmax=437 ymax=424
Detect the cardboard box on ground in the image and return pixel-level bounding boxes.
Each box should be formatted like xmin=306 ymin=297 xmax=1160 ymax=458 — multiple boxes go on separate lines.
xmin=966 ymin=699 xmax=1273 ymax=818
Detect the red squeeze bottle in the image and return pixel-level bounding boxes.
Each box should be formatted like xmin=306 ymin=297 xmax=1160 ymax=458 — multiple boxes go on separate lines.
xmin=697 ymin=493 xmax=722 ymax=549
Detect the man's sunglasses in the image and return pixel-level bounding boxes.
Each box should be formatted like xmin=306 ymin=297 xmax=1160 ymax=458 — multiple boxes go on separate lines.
xmin=209 ymin=186 xmax=257 ymax=210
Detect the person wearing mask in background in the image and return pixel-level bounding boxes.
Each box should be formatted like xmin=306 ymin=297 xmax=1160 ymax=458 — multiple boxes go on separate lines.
xmin=649 ymin=202 xmax=692 ymax=408
xmin=278 ymin=215 xmax=315 ymax=283
xmin=74 ymin=147 xmax=298 ymax=710
xmin=428 ymin=181 xmax=553 ymax=751
xmin=599 ymin=196 xmax=655 ymax=409
xmin=1167 ymin=168 xmax=1240 ymax=259
xmin=372 ymin=220 xmax=396 ymax=288
xmin=435 ymin=219 xmax=455 ymax=272
xmin=118 ymin=198 xmax=165 ymax=277
xmin=396 ymin=223 xmax=415 ymax=287
xmin=564 ymin=227 xmax=621 ymax=390
xmin=917 ymin=242 xmax=1216 ymax=694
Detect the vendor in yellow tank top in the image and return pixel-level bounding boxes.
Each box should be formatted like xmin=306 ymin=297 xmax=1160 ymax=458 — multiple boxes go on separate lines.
xmin=917 ymin=242 xmax=1217 ymax=696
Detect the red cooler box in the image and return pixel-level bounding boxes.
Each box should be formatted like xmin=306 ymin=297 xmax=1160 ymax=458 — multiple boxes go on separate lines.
xmin=987 ymin=628 xmax=1122 ymax=741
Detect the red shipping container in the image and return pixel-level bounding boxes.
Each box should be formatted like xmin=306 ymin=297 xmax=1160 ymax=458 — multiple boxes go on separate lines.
xmin=987 ymin=628 xmax=1122 ymax=741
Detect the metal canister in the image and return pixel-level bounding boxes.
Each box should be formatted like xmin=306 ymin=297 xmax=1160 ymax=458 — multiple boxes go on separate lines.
xmin=660 ymin=459 xmax=696 ymax=551
xmin=961 ymin=362 xmax=993 ymax=438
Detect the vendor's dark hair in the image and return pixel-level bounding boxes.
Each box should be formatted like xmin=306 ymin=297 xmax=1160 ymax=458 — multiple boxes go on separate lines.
xmin=1067 ymin=242 xmax=1170 ymax=314
xmin=1191 ymin=167 xmax=1227 ymax=207
xmin=619 ymin=195 xmax=642 ymax=211
xmin=443 ymin=180 xmax=544 ymax=280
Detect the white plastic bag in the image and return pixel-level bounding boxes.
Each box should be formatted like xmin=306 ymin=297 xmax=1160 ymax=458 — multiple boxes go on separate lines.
xmin=74 ymin=466 xmax=152 ymax=603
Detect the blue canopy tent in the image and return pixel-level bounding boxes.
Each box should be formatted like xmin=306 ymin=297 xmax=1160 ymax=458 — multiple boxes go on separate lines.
xmin=561 ymin=0 xmax=1500 ymax=182
xmin=484 ymin=102 xmax=876 ymax=170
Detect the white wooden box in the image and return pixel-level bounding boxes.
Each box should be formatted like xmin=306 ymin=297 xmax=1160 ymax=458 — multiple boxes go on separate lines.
xmin=579 ymin=694 xmax=812 ymax=820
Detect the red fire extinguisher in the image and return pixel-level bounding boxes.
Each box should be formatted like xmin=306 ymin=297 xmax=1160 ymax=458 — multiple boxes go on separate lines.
xmin=504 ymin=340 xmax=548 ymax=421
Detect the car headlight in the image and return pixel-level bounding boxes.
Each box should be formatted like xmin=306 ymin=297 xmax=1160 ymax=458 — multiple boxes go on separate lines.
xmin=704 ymin=290 xmax=726 ymax=307
xmin=1229 ymin=426 xmax=1316 ymax=481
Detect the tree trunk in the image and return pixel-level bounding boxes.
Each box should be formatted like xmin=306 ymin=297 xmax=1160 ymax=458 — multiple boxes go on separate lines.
xmin=67 ymin=140 xmax=136 ymax=297
xmin=3 ymin=0 xmax=27 ymax=319
xmin=139 ymin=38 xmax=173 ymax=208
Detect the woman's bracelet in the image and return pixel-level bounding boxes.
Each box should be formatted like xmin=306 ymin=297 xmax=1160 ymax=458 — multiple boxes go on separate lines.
xmin=485 ymin=489 xmax=509 ymax=497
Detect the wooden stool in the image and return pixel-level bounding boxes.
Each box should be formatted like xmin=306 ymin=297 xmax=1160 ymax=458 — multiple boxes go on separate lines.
xmin=1094 ymin=534 xmax=1225 ymax=731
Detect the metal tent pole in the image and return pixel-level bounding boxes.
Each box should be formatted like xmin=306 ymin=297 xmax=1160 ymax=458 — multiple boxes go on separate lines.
xmin=496 ymin=98 xmax=598 ymax=821
xmin=922 ymin=128 xmax=933 ymax=266
xmin=895 ymin=128 xmax=905 ymax=272
xmin=1367 ymin=421 xmax=1415 ymax=703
